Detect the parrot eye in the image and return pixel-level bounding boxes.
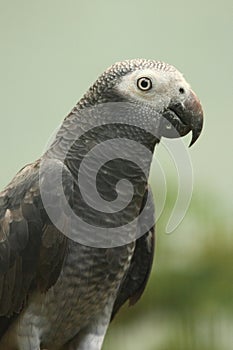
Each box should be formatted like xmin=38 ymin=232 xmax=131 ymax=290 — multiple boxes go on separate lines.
xmin=137 ymin=77 xmax=152 ymax=91
xmin=179 ymin=87 xmax=185 ymax=94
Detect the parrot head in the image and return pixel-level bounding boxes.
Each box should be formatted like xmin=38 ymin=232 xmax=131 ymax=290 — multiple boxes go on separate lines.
xmin=79 ymin=59 xmax=203 ymax=146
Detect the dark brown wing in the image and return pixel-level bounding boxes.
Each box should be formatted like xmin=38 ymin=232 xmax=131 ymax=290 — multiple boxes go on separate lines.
xmin=111 ymin=188 xmax=155 ymax=319
xmin=0 ymin=158 xmax=73 ymax=338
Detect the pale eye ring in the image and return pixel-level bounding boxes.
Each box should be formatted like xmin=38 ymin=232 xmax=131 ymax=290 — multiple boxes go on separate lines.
xmin=137 ymin=77 xmax=152 ymax=91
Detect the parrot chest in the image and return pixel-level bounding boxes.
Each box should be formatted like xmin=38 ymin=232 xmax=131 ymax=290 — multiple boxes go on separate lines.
xmin=12 ymin=240 xmax=135 ymax=349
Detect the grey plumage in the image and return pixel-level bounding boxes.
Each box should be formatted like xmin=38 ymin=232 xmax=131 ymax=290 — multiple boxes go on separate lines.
xmin=0 ymin=59 xmax=203 ymax=349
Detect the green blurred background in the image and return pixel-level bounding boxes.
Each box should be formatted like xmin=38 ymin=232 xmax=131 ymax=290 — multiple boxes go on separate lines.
xmin=0 ymin=1 xmax=232 ymax=349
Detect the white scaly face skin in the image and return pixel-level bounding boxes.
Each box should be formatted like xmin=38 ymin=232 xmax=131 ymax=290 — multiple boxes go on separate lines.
xmin=115 ymin=68 xmax=192 ymax=112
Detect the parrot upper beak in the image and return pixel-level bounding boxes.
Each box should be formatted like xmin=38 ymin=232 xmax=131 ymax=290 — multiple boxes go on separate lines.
xmin=160 ymin=90 xmax=204 ymax=146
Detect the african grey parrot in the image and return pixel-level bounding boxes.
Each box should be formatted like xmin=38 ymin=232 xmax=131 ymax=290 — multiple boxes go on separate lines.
xmin=0 ymin=59 xmax=203 ymax=350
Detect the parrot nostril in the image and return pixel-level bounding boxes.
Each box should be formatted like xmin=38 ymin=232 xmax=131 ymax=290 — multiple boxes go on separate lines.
xmin=179 ymin=87 xmax=185 ymax=94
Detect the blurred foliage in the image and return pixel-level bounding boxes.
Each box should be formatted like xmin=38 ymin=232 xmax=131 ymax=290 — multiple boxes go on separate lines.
xmin=103 ymin=184 xmax=233 ymax=349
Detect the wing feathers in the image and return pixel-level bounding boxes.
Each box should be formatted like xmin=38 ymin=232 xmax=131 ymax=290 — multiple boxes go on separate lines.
xmin=111 ymin=187 xmax=155 ymax=319
xmin=0 ymin=158 xmax=72 ymax=327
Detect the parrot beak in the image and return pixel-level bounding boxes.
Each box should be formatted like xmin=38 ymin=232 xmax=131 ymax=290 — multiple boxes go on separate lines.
xmin=160 ymin=90 xmax=204 ymax=146
xmin=186 ymin=91 xmax=204 ymax=147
